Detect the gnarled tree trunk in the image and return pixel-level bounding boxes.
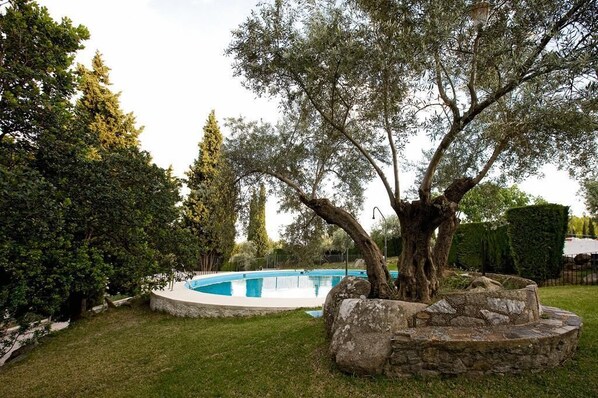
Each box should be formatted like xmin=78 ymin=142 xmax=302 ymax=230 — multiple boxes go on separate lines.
xmin=300 ymin=196 xmax=395 ymax=299
xmin=396 ymin=179 xmax=473 ymax=302
xmin=433 ymin=212 xmax=460 ymax=275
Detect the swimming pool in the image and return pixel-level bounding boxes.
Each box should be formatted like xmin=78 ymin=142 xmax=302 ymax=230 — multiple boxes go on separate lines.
xmin=186 ymin=269 xmax=397 ymax=299
xmin=151 ymin=269 xmax=398 ymax=318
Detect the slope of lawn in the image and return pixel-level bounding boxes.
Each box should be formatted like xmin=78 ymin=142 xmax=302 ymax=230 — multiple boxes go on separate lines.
xmin=0 ymin=286 xmax=596 ymax=398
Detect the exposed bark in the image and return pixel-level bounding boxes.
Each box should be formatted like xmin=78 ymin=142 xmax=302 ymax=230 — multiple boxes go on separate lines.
xmin=433 ymin=213 xmax=460 ymax=274
xmin=300 ymin=196 xmax=395 ymax=299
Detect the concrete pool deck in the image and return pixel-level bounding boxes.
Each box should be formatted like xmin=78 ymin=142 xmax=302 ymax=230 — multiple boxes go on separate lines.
xmin=150 ymin=271 xmax=327 ymax=317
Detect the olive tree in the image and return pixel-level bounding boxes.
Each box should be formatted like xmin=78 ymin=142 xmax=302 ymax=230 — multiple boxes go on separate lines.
xmin=227 ymin=0 xmax=598 ymax=302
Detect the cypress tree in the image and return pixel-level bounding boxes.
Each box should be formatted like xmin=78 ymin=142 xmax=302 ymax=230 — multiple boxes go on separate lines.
xmin=183 ymin=111 xmax=237 ymax=270
xmin=589 ymin=219 xmax=596 ymax=239
xmin=582 ymin=219 xmax=588 ymax=237
xmin=252 ymin=184 xmax=269 ymax=257
xmin=76 ymin=51 xmax=141 ymax=151
xmin=247 ymin=188 xmax=258 ymax=242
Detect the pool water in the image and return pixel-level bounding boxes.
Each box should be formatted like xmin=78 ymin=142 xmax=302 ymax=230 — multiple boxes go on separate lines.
xmin=187 ymin=270 xmax=399 ymax=299
xmin=194 ymin=275 xmax=345 ymax=298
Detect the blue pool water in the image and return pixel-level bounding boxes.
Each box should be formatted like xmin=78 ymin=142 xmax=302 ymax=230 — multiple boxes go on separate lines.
xmin=186 ymin=270 xmax=398 ymax=299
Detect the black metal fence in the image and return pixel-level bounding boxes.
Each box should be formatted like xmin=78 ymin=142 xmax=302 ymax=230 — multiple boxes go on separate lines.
xmin=227 ymin=252 xmax=367 ymax=272
xmin=539 ymin=252 xmax=598 ymax=287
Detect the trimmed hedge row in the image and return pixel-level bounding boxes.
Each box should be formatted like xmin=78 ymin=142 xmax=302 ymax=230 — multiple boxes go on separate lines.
xmin=448 ymin=223 xmax=514 ymax=274
xmin=506 ymin=204 xmax=569 ymax=281
xmin=449 ymin=204 xmax=568 ymax=281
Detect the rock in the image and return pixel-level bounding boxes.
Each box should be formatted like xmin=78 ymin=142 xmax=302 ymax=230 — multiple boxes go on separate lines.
xmin=426 ymin=299 xmax=456 ymax=314
xmin=480 ymin=309 xmax=511 ymax=325
xmin=466 ymin=276 xmax=503 ymax=293
xmin=353 ymin=258 xmax=366 ymax=269
xmin=5 ymin=341 xmax=38 ymax=364
xmin=582 ymin=273 xmax=598 ymax=284
xmin=329 ymin=298 xmax=427 ymax=375
xmin=449 ymin=316 xmax=486 ymax=327
xmin=105 ymin=296 xmax=117 ymax=309
xmin=323 ymin=276 xmax=371 ymax=338
xmin=574 ymin=253 xmax=591 ymax=265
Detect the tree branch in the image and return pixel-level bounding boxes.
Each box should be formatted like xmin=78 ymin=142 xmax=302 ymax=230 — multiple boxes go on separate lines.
xmin=289 ymin=70 xmax=396 ymax=205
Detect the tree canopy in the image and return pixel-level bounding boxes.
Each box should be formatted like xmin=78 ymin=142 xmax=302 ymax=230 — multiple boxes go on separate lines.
xmin=227 ymin=0 xmax=598 ymax=301
xmin=459 ymin=183 xmax=545 ymax=223
xmin=1 ymin=0 xmax=191 ymax=352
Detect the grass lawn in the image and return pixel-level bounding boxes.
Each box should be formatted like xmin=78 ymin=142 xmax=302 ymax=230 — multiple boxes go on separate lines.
xmin=0 ymin=286 xmax=596 ymax=398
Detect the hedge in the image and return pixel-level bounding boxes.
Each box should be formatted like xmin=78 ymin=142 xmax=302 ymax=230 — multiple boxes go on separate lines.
xmin=448 ymin=222 xmax=514 ymax=273
xmin=506 ymin=204 xmax=569 ymax=281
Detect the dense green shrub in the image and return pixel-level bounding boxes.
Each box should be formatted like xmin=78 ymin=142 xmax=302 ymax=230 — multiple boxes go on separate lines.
xmin=448 ymin=223 xmax=514 ymax=273
xmin=506 ymin=204 xmax=569 ymax=281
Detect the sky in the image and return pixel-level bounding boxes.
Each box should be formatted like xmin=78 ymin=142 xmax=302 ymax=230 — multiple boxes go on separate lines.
xmin=40 ymin=0 xmax=587 ymax=240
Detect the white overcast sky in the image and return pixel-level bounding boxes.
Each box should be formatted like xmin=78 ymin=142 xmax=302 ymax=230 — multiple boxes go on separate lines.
xmin=40 ymin=0 xmax=587 ymax=240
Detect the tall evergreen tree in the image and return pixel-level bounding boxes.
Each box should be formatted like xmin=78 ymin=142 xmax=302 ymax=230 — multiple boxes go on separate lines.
xmin=76 ymin=52 xmax=141 ymax=151
xmin=588 ymin=219 xmax=596 ymax=239
xmin=247 ymin=188 xmax=258 ymax=242
xmin=251 ymin=184 xmax=269 ymax=257
xmin=582 ymin=219 xmax=588 ymax=237
xmin=183 ymin=111 xmax=237 ymax=271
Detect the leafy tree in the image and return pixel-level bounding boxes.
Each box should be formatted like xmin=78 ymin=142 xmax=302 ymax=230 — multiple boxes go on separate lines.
xmin=0 ymin=0 xmax=89 ymax=151
xmin=582 ymin=180 xmax=598 ymax=217
xmin=458 ymin=183 xmax=542 ymax=223
xmin=331 ymin=228 xmax=354 ymax=253
xmin=248 ymin=184 xmax=270 ymax=257
xmin=582 ymin=218 xmax=588 ymax=237
xmin=227 ymin=0 xmax=598 ymax=301
xmin=183 ymin=111 xmax=237 ymax=271
xmin=0 ymin=0 xmax=90 ymax=345
xmin=280 ymin=209 xmax=331 ymax=267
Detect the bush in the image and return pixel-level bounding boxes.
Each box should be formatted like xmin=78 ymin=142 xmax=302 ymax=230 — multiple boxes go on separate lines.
xmin=448 ymin=223 xmax=514 ymax=274
xmin=506 ymin=204 xmax=568 ymax=281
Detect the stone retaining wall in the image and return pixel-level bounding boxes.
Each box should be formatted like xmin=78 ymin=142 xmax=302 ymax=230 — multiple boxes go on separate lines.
xmin=414 ymin=284 xmax=540 ymax=327
xmin=150 ymin=292 xmax=292 ymax=317
xmin=387 ymin=306 xmax=582 ymax=378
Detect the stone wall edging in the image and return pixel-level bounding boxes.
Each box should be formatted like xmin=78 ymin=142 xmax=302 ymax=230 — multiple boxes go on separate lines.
xmin=386 ymin=305 xmax=582 ymax=378
xmin=149 ymin=292 xmax=293 ymax=317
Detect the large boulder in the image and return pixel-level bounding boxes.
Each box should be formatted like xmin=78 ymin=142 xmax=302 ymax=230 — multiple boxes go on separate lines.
xmin=329 ymin=298 xmax=427 ymax=375
xmin=323 ymin=276 xmax=370 ymax=337
xmin=574 ymin=253 xmax=591 ymax=265
xmin=466 ymin=276 xmax=503 ymax=293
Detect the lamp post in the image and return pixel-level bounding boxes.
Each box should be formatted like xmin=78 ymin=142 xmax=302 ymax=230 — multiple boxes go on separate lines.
xmin=372 ymin=206 xmax=388 ymax=264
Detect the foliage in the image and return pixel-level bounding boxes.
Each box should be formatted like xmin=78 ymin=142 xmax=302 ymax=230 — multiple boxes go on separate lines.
xmin=229 ymin=241 xmax=258 ymax=271
xmin=0 ymin=0 xmax=89 ymax=150
xmin=182 ymin=111 xmax=237 ymax=270
xmin=506 ymin=204 xmax=569 ymax=281
xmin=0 ymin=0 xmax=189 ymax=328
xmin=458 ymin=183 xmax=543 ymax=223
xmin=247 ymin=184 xmax=270 ymax=257
xmin=280 ymin=209 xmax=331 ymax=267
xmin=75 ymin=52 xmax=141 ymax=151
xmin=370 ymin=214 xmax=402 ymax=257
xmin=568 ymin=215 xmax=597 ymax=237
xmin=582 ymin=180 xmax=598 ymax=217
xmin=448 ymin=222 xmax=514 ymax=274
xmin=330 ymin=228 xmax=354 ymax=253
xmin=227 ymin=0 xmax=598 ymax=301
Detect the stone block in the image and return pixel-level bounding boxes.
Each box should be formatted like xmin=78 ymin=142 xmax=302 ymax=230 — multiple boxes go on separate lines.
xmin=323 ymin=276 xmax=371 ymax=338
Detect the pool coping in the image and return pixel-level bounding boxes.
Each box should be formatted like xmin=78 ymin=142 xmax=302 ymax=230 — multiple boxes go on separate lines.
xmin=150 ymin=270 xmax=338 ymax=317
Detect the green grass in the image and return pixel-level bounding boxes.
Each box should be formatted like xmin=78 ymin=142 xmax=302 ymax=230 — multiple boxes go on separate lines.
xmin=0 ymin=286 xmax=596 ymax=398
